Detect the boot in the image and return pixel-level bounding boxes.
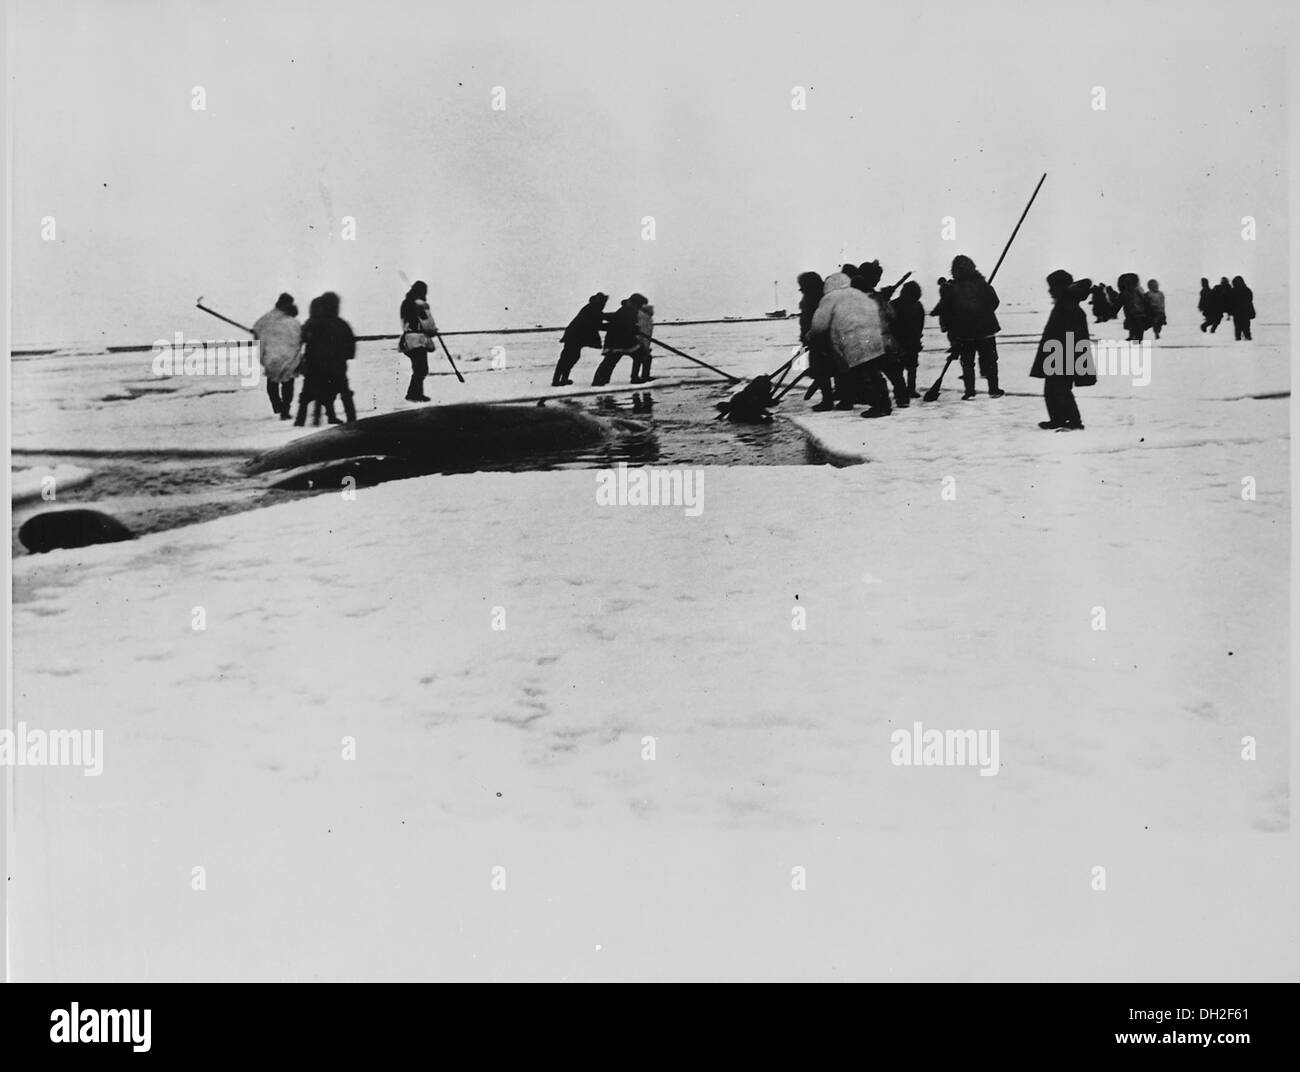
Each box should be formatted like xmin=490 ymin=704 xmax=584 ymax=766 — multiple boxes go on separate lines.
xmin=860 ymin=407 xmax=891 ymax=419
xmin=987 ymin=365 xmax=1004 ymax=398
xmin=340 ymin=389 xmax=357 ymax=423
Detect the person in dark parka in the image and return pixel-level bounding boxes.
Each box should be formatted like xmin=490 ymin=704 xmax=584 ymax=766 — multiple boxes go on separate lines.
xmin=552 ymin=293 xmax=607 ymax=386
xmin=1211 ymin=276 xmax=1233 ymax=332
xmin=1029 ymin=269 xmax=1094 ymax=431
xmin=891 ymin=280 xmax=926 ymax=399
xmin=1090 ymin=283 xmax=1114 ymax=323
xmin=294 ymin=292 xmax=357 ymax=427
xmin=590 ymin=294 xmax=647 ymax=386
xmin=1197 ymin=277 xmax=1219 ymax=332
xmin=797 ymin=271 xmax=836 ymax=411
xmin=929 ymin=278 xmax=949 ymax=320
xmin=1115 ymin=273 xmax=1151 ymax=342
xmin=1230 ymin=276 xmax=1255 ymax=340
xmin=399 ymin=281 xmax=437 ymax=402
xmin=937 ymin=254 xmax=1003 ymax=399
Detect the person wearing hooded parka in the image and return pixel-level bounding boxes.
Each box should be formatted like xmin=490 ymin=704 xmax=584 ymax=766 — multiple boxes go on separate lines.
xmin=936 ymin=254 xmax=1004 ymax=400
xmin=1029 ymin=269 xmax=1094 ymax=431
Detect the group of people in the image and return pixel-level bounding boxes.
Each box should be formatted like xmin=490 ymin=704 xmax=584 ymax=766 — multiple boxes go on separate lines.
xmin=252 ymin=291 xmax=357 ymax=426
xmin=1198 ymin=276 xmax=1256 ymax=339
xmin=798 ymin=255 xmax=1098 ymax=430
xmin=798 ymin=255 xmax=1003 ymax=419
xmin=551 ymin=292 xmax=656 ymax=387
xmin=1088 ymin=276 xmax=1168 ymax=341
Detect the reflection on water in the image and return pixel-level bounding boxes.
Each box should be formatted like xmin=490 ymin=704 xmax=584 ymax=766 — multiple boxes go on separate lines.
xmin=13 ymin=383 xmax=835 ymax=551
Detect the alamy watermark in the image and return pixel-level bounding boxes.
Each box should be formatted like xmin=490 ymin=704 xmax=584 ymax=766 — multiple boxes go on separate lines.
xmin=1043 ymin=333 xmax=1152 ymax=386
xmin=595 ymin=463 xmax=704 ymax=516
xmin=1 ymin=722 xmax=103 ymax=776
xmin=151 ymin=332 xmax=260 ymax=386
xmin=890 ymin=721 xmax=1000 ymax=777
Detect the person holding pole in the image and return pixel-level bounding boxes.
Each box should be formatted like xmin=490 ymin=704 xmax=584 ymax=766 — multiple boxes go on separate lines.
xmin=591 ymin=293 xmax=647 ymax=386
xmin=938 ymin=254 xmax=1003 ymax=400
xmin=399 ymin=280 xmax=438 ymax=402
xmin=552 ymin=293 xmax=607 ymax=386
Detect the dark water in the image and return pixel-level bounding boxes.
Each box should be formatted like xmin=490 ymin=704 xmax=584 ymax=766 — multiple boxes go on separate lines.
xmin=12 ymin=384 xmax=835 ymax=553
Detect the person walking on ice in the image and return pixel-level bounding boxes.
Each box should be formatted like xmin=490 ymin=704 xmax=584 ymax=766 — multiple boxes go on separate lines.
xmin=252 ymin=292 xmax=302 ymax=419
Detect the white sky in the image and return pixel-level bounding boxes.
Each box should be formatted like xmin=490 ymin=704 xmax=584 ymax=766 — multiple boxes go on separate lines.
xmin=7 ymin=0 xmax=1292 ymax=346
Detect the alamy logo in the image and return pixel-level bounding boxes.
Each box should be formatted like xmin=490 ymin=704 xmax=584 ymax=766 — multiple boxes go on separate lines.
xmin=151 ymin=332 xmax=261 ymax=386
xmin=0 ymin=723 xmax=103 ymax=776
xmin=890 ymin=721 xmax=1000 ymax=777
xmin=50 ymin=1004 xmax=151 ymax=1052
xmin=1041 ymin=332 xmax=1152 ymax=386
xmin=595 ymin=463 xmax=704 ymax=516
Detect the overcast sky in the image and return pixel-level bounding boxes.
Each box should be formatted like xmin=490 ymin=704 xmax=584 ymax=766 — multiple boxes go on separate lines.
xmin=8 ymin=0 xmax=1290 ymax=346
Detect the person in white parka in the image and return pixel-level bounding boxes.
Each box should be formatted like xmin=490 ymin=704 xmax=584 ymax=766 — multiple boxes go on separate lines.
xmin=251 ymin=293 xmax=303 ymax=419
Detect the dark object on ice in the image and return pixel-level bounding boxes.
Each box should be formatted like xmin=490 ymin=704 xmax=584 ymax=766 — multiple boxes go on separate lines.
xmin=248 ymin=402 xmax=608 ymax=475
xmin=19 ymin=509 xmax=136 ymax=553
xmin=716 ymin=375 xmax=777 ymax=423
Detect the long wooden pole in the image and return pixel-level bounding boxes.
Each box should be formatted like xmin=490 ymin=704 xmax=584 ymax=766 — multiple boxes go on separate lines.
xmin=921 ymin=172 xmax=1047 ymax=402
xmin=640 ymin=333 xmax=741 ymax=383
xmin=196 ymin=298 xmax=253 ymax=335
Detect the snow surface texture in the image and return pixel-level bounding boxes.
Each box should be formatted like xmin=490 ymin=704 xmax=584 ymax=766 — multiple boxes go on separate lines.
xmin=8 ymin=313 xmax=1290 ymax=980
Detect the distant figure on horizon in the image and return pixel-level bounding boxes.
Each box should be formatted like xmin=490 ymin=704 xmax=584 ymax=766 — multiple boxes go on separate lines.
xmin=591 ymin=293 xmax=647 ymax=386
xmin=1145 ymin=279 xmax=1167 ymax=339
xmin=552 ymin=292 xmax=607 ymax=386
xmin=891 ymin=280 xmax=926 ymax=399
xmin=252 ymin=292 xmax=302 ymax=420
xmin=937 ymin=254 xmax=1003 ymax=400
xmin=1090 ymin=283 xmax=1114 ymax=323
xmin=1230 ymin=276 xmax=1255 ymax=341
xmin=1029 ymin=269 xmax=1093 ymax=432
xmin=399 ymin=281 xmax=438 ymax=402
xmin=1211 ymin=276 xmax=1233 ymax=333
xmin=295 ymin=292 xmax=356 ymax=427
xmin=1116 ymin=273 xmax=1151 ymax=342
xmin=631 ymin=301 xmax=655 ymax=383
xmin=1197 ymin=277 xmax=1219 ymax=332
xmin=930 ymin=278 xmax=949 ymax=320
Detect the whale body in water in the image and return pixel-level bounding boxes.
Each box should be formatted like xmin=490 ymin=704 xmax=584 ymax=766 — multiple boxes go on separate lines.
xmin=248 ymin=402 xmax=611 ymax=483
xmin=19 ymin=508 xmax=136 ymax=553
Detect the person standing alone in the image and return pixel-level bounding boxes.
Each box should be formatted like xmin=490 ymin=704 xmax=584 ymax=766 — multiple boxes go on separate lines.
xmin=1029 ymin=270 xmax=1094 ymax=431
xmin=252 ymin=292 xmax=302 ymax=419
xmin=399 ymin=281 xmax=438 ymax=402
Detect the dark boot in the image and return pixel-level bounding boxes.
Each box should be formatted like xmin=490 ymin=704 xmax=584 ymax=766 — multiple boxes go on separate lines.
xmin=987 ymin=364 xmax=1004 ymax=397
xmin=340 ymin=389 xmax=357 ymax=423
